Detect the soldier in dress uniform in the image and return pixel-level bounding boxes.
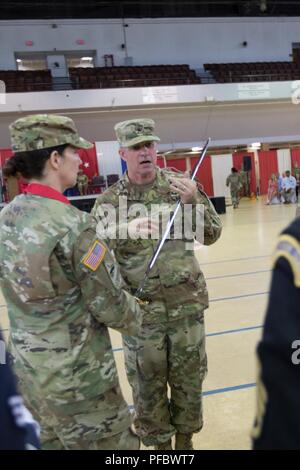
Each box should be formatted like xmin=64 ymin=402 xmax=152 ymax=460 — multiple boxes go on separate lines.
xmin=252 ymin=217 xmax=300 ymax=449
xmin=0 ymin=331 xmax=40 ymax=450
xmin=0 ymin=114 xmax=141 ymax=450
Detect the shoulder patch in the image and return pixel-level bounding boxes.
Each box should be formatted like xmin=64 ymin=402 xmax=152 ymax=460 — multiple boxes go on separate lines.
xmin=273 ymin=234 xmax=300 ymax=287
xmin=82 ymin=240 xmax=107 ymax=271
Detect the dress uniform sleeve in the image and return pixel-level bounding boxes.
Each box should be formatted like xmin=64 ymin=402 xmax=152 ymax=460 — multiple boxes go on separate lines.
xmin=252 ymin=230 xmax=300 ymax=449
xmin=191 ymin=188 xmax=222 ymax=245
xmin=71 ymin=227 xmax=142 ymax=336
xmin=0 ymin=332 xmax=40 ymax=450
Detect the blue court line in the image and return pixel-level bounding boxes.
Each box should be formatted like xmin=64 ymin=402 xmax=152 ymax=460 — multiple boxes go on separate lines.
xmin=111 ymin=324 xmax=263 ymax=353
xmin=202 ymin=382 xmax=256 ymax=396
xmin=201 ymin=254 xmax=271 ymax=266
xmin=206 ymin=269 xmax=270 ymax=280
xmin=210 ymin=291 xmax=268 ymax=302
xmin=128 ymin=382 xmax=257 ymax=408
xmin=206 ymin=325 xmax=263 ymax=337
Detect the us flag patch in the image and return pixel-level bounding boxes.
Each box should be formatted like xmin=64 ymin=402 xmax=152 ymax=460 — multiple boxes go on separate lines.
xmin=82 ymin=240 xmax=107 ymax=271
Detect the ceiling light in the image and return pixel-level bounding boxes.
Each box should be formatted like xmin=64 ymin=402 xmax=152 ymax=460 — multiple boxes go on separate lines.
xmin=191 ymin=147 xmax=203 ymax=152
xmin=81 ymin=57 xmax=92 ymax=61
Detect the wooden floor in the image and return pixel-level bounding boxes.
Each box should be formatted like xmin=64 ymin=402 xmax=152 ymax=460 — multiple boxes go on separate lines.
xmin=0 ymin=197 xmax=297 ymax=449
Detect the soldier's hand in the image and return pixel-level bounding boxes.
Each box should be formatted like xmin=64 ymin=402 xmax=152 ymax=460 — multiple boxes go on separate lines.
xmin=128 ymin=217 xmax=159 ymax=239
xmin=169 ymin=171 xmax=197 ymax=204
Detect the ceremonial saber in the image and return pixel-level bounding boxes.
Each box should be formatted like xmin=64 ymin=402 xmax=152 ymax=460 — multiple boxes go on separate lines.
xmin=135 ymin=137 xmax=211 ymax=300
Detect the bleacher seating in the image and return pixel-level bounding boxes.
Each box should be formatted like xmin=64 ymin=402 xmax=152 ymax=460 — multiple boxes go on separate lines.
xmin=0 ymin=70 xmax=52 ymax=92
xmin=204 ymin=61 xmax=300 ymax=83
xmin=2 ymin=61 xmax=300 ymax=93
xmin=0 ymin=64 xmax=201 ymax=93
xmin=69 ymin=64 xmax=201 ymax=89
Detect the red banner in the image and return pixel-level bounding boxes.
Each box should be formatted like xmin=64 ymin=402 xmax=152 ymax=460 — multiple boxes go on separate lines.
xmin=258 ymin=150 xmax=278 ymax=195
xmin=78 ymin=145 xmax=98 ymax=180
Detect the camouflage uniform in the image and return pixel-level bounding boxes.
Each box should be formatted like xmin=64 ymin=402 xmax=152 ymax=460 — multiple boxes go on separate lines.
xmin=92 ymin=119 xmax=222 ymax=447
xmin=0 ymin=114 xmax=141 ymax=450
xmin=77 ymin=172 xmax=89 ymax=195
xmin=226 ymin=172 xmax=242 ymax=208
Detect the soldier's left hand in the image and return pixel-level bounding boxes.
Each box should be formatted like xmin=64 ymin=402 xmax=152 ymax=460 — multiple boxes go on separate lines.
xmin=169 ymin=171 xmax=197 ymax=204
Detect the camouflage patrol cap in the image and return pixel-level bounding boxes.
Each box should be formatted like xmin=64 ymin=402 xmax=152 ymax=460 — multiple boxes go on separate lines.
xmin=114 ymin=118 xmax=160 ymax=147
xmin=9 ymin=114 xmax=93 ymax=152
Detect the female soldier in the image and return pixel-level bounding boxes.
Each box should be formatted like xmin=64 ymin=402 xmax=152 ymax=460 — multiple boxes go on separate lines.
xmin=0 ymin=114 xmax=141 ymax=450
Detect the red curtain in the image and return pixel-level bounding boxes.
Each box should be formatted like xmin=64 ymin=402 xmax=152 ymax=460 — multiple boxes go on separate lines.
xmin=157 ymin=155 xmax=214 ymax=196
xmin=291 ymin=148 xmax=300 ymax=166
xmin=78 ymin=145 xmax=98 ymax=179
xmin=232 ymin=151 xmax=256 ymax=194
xmin=165 ymin=157 xmax=187 ymax=172
xmin=191 ymin=154 xmax=214 ymax=196
xmin=258 ymin=150 xmax=278 ymax=195
xmin=156 ymin=156 xmax=165 ymax=168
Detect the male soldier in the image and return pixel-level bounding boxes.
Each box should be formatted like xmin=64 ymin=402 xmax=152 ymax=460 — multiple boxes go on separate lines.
xmin=77 ymin=168 xmax=89 ymax=195
xmin=238 ymin=167 xmax=249 ymax=197
xmin=0 ymin=114 xmax=141 ymax=450
xmin=92 ymin=118 xmax=222 ymax=450
xmin=252 ymin=217 xmax=300 ymax=449
xmin=226 ymin=167 xmax=242 ymax=209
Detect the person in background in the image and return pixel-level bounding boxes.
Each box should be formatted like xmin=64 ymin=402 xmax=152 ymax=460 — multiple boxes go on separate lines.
xmin=266 ymin=173 xmax=279 ymax=205
xmin=226 ymin=167 xmax=242 ymax=209
xmin=282 ymin=170 xmax=297 ymax=204
xmin=295 ymin=173 xmax=300 ymax=202
xmin=0 ymin=168 xmax=3 ymax=203
xmin=277 ymin=173 xmax=283 ymax=202
xmin=77 ymin=168 xmax=89 ymax=195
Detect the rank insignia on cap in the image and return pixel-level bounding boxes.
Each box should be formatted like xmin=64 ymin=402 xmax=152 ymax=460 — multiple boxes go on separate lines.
xmin=82 ymin=240 xmax=107 ymax=271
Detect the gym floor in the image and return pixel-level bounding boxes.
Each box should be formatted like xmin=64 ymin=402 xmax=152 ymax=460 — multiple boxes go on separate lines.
xmin=0 ymin=197 xmax=297 ymax=449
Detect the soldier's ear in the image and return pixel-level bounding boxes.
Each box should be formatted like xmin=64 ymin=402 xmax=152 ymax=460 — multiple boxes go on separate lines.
xmin=48 ymin=150 xmax=62 ymax=170
xmin=119 ymin=147 xmax=128 ymax=162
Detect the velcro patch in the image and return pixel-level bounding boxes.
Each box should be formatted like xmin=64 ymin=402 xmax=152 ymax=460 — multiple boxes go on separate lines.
xmin=82 ymin=240 xmax=107 ymax=271
xmin=273 ymin=234 xmax=300 ymax=287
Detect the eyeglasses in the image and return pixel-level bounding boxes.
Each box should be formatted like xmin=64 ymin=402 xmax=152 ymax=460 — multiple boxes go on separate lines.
xmin=129 ymin=141 xmax=155 ymax=151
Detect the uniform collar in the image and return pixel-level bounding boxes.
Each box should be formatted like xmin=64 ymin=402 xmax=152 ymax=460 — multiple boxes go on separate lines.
xmin=120 ymin=167 xmax=169 ymax=199
xmin=24 ymin=183 xmax=70 ymax=205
